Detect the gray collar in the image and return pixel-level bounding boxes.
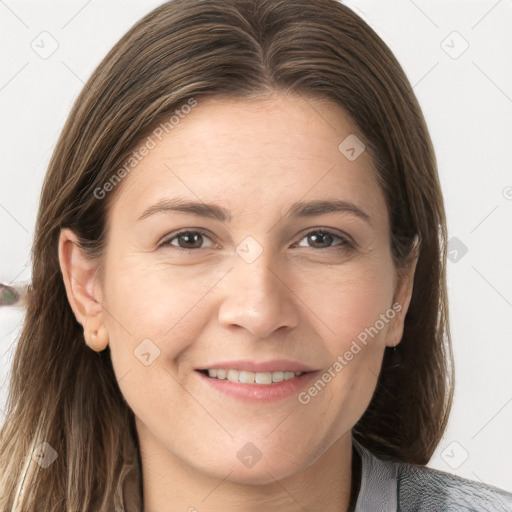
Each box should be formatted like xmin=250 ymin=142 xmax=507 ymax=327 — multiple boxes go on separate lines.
xmin=353 ymin=438 xmax=398 ymax=511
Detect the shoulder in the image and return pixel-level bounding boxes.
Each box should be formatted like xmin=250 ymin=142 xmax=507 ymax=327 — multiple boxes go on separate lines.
xmin=394 ymin=457 xmax=512 ymax=511
xmin=354 ymin=439 xmax=512 ymax=512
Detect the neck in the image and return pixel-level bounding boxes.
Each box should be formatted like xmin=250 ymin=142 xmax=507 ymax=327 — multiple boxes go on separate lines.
xmin=138 ymin=427 xmax=358 ymax=512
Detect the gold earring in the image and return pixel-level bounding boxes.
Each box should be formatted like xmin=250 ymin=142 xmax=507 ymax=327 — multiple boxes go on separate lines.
xmin=87 ymin=325 xmax=109 ymax=352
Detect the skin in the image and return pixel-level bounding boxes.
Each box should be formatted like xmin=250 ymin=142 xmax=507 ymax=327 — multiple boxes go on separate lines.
xmin=59 ymin=93 xmax=418 ymax=512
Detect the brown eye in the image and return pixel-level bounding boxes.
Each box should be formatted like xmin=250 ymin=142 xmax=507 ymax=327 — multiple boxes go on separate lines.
xmin=295 ymin=229 xmax=352 ymax=250
xmin=159 ymin=229 xmax=215 ymax=251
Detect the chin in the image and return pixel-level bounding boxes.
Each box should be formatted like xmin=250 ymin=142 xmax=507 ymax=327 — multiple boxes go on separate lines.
xmin=196 ymin=451 xmax=309 ymax=486
xmin=218 ymin=464 xmax=300 ymax=486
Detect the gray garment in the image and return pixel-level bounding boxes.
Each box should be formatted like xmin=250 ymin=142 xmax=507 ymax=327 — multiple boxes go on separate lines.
xmin=353 ymin=439 xmax=512 ymax=511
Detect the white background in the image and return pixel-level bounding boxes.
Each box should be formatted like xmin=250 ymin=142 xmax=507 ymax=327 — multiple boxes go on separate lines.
xmin=1 ymin=0 xmax=511 ymax=493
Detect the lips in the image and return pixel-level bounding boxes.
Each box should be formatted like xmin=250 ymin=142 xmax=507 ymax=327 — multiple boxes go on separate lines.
xmin=194 ymin=360 xmax=319 ymax=398
xmin=195 ymin=366 xmax=320 ymax=402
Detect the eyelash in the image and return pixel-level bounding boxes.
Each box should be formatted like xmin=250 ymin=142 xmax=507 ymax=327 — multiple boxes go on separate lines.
xmin=159 ymin=228 xmax=354 ymax=253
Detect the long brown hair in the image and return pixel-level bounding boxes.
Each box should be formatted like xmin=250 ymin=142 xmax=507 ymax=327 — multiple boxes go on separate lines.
xmin=0 ymin=0 xmax=454 ymax=509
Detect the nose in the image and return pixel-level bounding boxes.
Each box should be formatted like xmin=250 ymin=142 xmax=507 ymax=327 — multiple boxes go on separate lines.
xmin=217 ymin=250 xmax=300 ymax=339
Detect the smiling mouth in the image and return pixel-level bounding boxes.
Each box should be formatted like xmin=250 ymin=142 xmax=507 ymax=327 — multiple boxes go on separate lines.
xmin=196 ymin=368 xmax=310 ymax=385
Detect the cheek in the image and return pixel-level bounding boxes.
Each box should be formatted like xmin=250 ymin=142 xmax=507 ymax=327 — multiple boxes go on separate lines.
xmin=100 ymin=251 xmax=229 ymax=391
xmin=102 ymin=250 xmax=219 ymax=336
xmin=300 ymin=256 xmax=396 ymax=348
xmin=300 ymin=262 xmax=395 ymax=433
xmin=99 ymin=258 xmax=212 ymax=429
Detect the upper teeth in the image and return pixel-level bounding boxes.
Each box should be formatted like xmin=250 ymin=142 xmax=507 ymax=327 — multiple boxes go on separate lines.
xmin=207 ymin=369 xmax=304 ymax=384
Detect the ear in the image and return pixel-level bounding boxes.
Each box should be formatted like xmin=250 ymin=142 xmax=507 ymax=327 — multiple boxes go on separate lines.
xmin=58 ymin=228 xmax=108 ymax=352
xmin=384 ymin=236 xmax=420 ymax=348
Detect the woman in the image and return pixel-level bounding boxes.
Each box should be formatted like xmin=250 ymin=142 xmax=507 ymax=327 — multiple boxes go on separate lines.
xmin=1 ymin=0 xmax=511 ymax=510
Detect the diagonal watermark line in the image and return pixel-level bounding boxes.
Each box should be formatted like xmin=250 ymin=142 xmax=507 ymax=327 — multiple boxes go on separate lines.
xmin=163 ymin=367 xmax=234 ymax=438
xmin=0 ymin=0 xmax=29 ymax=28
xmin=164 ymin=162 xmax=234 ymax=236
xmin=0 ymin=327 xmax=22 ymax=353
xmin=471 ymin=396 xmax=512 ymax=439
xmin=412 ymin=61 xmax=439 ymax=89
xmin=68 ymin=269 xmax=134 ymax=337
xmin=471 ymin=0 xmax=503 ymax=30
xmin=265 ymin=470 xmax=309 ymax=511
xmin=0 ymin=62 xmax=29 ymax=92
xmin=61 ymin=0 xmax=93 ymax=29
xmin=267 ymin=266 xmax=337 ymax=335
xmin=471 ymin=266 xmax=512 ymax=309
xmin=265 ymin=409 xmax=294 ymax=439
xmin=470 ymin=204 xmax=499 ymax=233
xmin=367 ymin=366 xmax=395 ymax=399
xmin=470 ymin=470 xmax=512 ymax=510
xmin=471 ymin=470 xmax=483 ymax=482
xmin=200 ymin=470 xmax=233 ymax=502
xmin=117 ymin=367 xmax=132 ymax=384
xmin=407 ymin=0 xmax=439 ymax=29
xmin=0 ymin=202 xmax=29 ymax=233
xmin=61 ymin=60 xmax=85 ymax=84
xmin=8 ymin=265 xmax=30 ymax=284
xmin=298 ymin=94 xmax=340 ymax=136
xmin=163 ymin=267 xmax=233 ymax=337
xmin=267 ymin=164 xmax=336 ymax=234
xmin=472 ymin=61 xmax=512 ymax=105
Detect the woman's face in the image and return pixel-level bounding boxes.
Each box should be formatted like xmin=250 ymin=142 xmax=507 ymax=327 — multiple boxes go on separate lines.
xmin=92 ymin=94 xmax=413 ymax=483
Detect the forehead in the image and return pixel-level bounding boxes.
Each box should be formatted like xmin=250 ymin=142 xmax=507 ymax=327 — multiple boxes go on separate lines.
xmin=108 ymin=94 xmax=387 ymax=226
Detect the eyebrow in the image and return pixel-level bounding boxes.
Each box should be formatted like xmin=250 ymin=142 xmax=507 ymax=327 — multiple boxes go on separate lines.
xmin=137 ymin=197 xmax=372 ymax=224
